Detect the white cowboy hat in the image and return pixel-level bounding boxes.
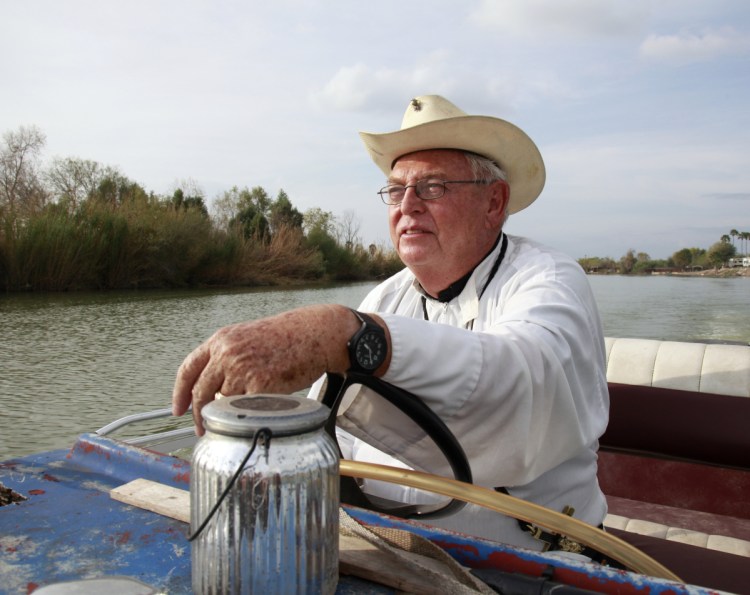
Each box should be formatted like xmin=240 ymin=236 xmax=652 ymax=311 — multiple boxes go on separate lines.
xmin=359 ymin=95 xmax=546 ymax=214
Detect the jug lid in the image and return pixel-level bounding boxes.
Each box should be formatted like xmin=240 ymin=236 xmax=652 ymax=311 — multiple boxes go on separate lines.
xmin=201 ymin=394 xmax=330 ymax=437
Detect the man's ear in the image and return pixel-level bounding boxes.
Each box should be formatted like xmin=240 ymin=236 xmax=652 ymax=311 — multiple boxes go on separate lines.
xmin=486 ymin=180 xmax=510 ymax=228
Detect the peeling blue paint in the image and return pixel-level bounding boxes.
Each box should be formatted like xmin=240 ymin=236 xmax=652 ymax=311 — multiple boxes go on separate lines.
xmin=0 ymin=435 xmax=720 ymax=594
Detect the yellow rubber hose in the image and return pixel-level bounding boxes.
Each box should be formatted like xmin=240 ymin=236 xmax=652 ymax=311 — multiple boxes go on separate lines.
xmin=340 ymin=459 xmax=681 ymax=582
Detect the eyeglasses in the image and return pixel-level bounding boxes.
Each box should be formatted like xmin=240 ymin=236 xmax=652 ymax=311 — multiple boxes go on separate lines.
xmin=377 ymin=179 xmax=489 ymax=205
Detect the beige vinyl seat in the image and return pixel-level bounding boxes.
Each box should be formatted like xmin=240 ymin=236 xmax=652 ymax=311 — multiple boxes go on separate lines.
xmin=600 ymin=337 xmax=750 ymax=558
xmin=604 ymin=337 xmax=750 ymax=398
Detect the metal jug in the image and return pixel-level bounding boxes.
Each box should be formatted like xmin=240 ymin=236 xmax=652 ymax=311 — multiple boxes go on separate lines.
xmin=191 ymin=394 xmax=339 ymax=594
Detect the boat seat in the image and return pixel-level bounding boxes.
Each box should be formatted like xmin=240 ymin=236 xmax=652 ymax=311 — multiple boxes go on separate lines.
xmin=604 ymin=504 xmax=750 ymax=558
xmin=598 ymin=337 xmax=750 ymax=559
xmin=604 ymin=336 xmax=750 ymax=397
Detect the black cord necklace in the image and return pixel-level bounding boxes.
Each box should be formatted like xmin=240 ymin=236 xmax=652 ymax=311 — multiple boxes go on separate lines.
xmin=421 ymin=233 xmax=508 ymax=325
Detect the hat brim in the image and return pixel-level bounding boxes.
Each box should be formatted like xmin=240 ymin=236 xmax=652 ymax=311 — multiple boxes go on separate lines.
xmin=359 ymin=115 xmax=545 ymax=214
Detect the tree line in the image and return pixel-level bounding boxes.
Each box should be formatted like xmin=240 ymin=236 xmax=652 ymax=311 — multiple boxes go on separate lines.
xmin=578 ymin=230 xmax=749 ymax=275
xmin=0 ymin=126 xmax=403 ymax=292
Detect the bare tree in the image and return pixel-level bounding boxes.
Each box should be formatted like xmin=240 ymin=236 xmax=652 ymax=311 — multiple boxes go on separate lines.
xmin=45 ymin=157 xmax=103 ymax=212
xmin=337 ymin=209 xmax=361 ymax=249
xmin=171 ymin=177 xmax=205 ymax=202
xmin=0 ymin=125 xmax=48 ymax=219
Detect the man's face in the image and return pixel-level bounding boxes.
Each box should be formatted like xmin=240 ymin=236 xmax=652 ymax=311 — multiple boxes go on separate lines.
xmin=387 ymin=149 xmax=506 ymax=290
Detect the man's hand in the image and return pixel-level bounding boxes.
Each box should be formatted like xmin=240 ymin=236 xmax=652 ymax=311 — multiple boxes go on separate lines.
xmin=171 ymin=304 xmax=387 ymax=434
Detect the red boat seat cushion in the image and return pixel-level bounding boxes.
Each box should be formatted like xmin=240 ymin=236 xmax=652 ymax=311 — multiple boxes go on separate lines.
xmin=602 ymin=382 xmax=750 ymax=469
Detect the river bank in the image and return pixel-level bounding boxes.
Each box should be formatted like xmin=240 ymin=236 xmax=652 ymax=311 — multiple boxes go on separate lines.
xmin=589 ymin=267 xmax=750 ymax=278
xmin=669 ymin=267 xmax=750 ymax=278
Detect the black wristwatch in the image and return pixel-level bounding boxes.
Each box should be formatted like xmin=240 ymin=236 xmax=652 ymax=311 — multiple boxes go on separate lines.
xmin=347 ymin=309 xmax=387 ymax=374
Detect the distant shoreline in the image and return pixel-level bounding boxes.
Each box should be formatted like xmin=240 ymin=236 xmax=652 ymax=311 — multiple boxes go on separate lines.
xmin=672 ymin=267 xmax=750 ymax=278
xmin=588 ymin=267 xmax=750 ymax=278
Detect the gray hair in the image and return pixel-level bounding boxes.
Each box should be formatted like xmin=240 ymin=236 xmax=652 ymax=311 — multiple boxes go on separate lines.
xmin=463 ymin=152 xmax=510 ymax=226
xmin=463 ymin=152 xmax=507 ymax=183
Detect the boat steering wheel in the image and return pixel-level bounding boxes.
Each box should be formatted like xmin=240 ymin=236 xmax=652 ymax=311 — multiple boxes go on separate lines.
xmin=321 ymin=372 xmax=681 ymax=582
xmin=321 ymin=372 xmax=472 ymax=519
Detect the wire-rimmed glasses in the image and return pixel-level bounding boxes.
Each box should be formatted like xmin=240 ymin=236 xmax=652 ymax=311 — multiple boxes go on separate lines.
xmin=378 ymin=179 xmax=489 ymax=205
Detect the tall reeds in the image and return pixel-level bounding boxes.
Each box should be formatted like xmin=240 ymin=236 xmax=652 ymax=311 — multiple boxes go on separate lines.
xmin=0 ymin=197 xmax=396 ymax=292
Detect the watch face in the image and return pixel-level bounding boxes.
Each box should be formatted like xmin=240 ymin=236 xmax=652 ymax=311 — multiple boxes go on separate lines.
xmin=355 ymin=330 xmax=386 ymax=371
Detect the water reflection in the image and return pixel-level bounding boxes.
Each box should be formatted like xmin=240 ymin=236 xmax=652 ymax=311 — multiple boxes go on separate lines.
xmin=0 ymin=283 xmax=376 ymax=459
xmin=2 ymin=276 xmax=748 ymax=459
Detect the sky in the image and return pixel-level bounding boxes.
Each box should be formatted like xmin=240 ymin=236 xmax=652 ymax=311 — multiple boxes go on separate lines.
xmin=2 ymin=0 xmax=749 ymax=260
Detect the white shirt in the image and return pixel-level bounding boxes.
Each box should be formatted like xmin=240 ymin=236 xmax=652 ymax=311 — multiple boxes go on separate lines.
xmin=313 ymin=233 xmax=609 ymax=549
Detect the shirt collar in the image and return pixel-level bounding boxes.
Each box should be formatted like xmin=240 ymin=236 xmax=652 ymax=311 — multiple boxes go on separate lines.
xmin=415 ymin=233 xmax=507 ymax=327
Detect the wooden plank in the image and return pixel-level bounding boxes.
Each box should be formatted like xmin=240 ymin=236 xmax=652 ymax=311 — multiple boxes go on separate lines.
xmin=339 ymin=534 xmax=450 ymax=595
xmin=110 ymin=478 xmax=190 ymax=523
xmin=110 ymin=479 xmax=469 ymax=593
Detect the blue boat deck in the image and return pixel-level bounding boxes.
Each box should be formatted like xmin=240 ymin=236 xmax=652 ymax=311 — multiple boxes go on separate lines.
xmin=0 ymin=433 xmax=716 ymax=594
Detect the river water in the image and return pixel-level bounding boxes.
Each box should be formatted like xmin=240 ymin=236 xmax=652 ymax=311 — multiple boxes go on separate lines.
xmin=2 ymin=276 xmax=749 ymax=460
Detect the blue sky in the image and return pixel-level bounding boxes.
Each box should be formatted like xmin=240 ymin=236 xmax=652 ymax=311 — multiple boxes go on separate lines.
xmin=2 ymin=0 xmax=748 ymax=260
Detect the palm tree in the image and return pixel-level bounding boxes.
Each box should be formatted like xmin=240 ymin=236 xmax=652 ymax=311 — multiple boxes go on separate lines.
xmin=742 ymin=231 xmax=750 ymax=256
xmin=721 ymin=234 xmax=731 ymax=244
xmin=730 ymin=229 xmax=739 ymax=247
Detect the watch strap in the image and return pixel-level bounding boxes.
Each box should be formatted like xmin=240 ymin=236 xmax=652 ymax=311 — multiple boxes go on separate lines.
xmin=347 ymin=309 xmax=386 ymax=374
xmin=351 ymin=309 xmax=378 ymax=329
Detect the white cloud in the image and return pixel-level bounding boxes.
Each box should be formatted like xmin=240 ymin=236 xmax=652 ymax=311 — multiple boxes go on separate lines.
xmin=310 ymin=51 xmax=461 ymax=112
xmin=312 ymin=53 xmax=578 ymax=118
xmin=312 ymin=64 xmax=379 ymax=111
xmin=546 ymin=132 xmax=750 ymax=200
xmin=639 ymin=28 xmax=750 ymax=64
xmin=704 ymin=192 xmax=750 ymax=202
xmin=515 ymin=130 xmax=750 ymax=257
xmin=468 ymin=0 xmax=649 ymax=38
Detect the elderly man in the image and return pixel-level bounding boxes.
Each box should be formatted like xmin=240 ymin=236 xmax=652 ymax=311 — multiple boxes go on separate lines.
xmin=172 ymin=95 xmax=609 ymax=551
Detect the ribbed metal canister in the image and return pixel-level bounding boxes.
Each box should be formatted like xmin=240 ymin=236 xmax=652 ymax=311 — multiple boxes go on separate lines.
xmin=190 ymin=394 xmax=339 ymax=594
